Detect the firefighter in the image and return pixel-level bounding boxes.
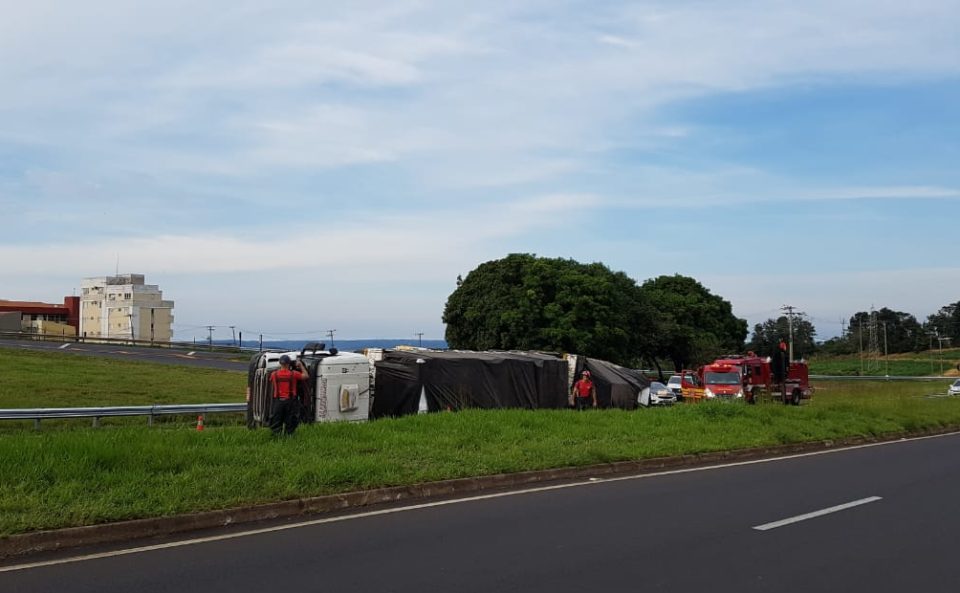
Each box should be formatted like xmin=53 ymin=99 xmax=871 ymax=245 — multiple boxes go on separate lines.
xmin=571 ymin=370 xmax=598 ymax=410
xmin=269 ymin=355 xmax=308 ymax=436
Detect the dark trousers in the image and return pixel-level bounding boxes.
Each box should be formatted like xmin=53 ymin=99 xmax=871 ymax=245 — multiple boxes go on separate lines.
xmin=575 ymin=397 xmax=593 ymax=411
xmin=269 ymin=398 xmax=300 ymax=435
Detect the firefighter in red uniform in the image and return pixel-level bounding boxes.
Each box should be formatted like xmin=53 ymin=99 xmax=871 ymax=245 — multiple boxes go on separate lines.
xmin=571 ymin=370 xmax=598 ymax=410
xmin=269 ymin=355 xmax=308 ymax=436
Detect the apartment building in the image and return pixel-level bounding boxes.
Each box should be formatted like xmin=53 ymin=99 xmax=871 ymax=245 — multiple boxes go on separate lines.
xmin=79 ymin=274 xmax=175 ymax=342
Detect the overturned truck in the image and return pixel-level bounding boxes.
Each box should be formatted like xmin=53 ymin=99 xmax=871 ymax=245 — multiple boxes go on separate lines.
xmin=246 ymin=346 xmax=652 ymax=426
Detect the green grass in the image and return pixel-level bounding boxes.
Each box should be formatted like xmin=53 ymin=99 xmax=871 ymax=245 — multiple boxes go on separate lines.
xmin=809 ymin=349 xmax=960 ymax=376
xmin=3 ymin=379 xmax=960 ymax=536
xmin=0 ymin=346 xmax=245 ymax=408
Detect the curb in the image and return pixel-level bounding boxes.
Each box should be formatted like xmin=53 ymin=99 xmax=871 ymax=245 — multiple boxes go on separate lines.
xmin=3 ymin=425 xmax=958 ymax=559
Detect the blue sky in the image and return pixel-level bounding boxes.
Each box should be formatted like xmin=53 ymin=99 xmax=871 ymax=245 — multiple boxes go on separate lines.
xmin=1 ymin=0 xmax=958 ymax=341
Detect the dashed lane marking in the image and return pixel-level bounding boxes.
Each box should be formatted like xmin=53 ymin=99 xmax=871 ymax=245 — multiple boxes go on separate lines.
xmin=753 ymin=496 xmax=883 ymax=531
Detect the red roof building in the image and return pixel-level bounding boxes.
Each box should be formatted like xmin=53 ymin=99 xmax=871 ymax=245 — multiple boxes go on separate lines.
xmin=0 ymin=297 xmax=80 ymax=331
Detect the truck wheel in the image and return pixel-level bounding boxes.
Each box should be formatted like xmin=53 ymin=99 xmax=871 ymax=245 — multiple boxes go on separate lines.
xmin=791 ymin=389 xmax=801 ymax=406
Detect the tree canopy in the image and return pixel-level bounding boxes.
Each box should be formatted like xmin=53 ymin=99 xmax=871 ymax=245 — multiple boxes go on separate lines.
xmin=444 ymin=257 xmax=748 ymax=371
xmin=926 ymin=300 xmax=960 ymax=344
xmin=442 ymin=254 xmax=654 ymax=366
xmin=748 ymin=315 xmax=817 ymax=358
xmin=848 ymin=308 xmax=924 ymax=354
xmin=638 ymin=275 xmax=748 ymax=371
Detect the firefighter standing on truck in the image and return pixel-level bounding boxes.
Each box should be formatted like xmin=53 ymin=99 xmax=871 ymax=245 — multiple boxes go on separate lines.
xmin=270 ymin=355 xmax=308 ymax=436
xmin=571 ymin=370 xmax=598 ymax=410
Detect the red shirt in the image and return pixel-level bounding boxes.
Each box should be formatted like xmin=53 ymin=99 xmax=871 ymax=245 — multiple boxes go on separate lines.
xmin=573 ymin=378 xmax=594 ymax=398
xmin=270 ymin=369 xmax=305 ymax=399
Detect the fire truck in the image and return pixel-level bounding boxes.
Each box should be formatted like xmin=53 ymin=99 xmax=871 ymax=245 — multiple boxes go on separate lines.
xmin=680 ymin=353 xmax=813 ymax=405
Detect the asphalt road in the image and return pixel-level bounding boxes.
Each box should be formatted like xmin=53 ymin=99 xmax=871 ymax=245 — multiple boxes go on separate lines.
xmin=0 ymin=339 xmax=247 ymax=371
xmin=4 ymin=432 xmax=960 ymax=592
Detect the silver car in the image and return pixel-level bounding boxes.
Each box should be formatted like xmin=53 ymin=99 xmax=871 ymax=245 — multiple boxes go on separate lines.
xmin=639 ymin=381 xmax=677 ymax=407
xmin=949 ymin=379 xmax=960 ymax=397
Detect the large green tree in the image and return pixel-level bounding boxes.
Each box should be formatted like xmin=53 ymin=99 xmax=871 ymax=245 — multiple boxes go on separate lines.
xmin=442 ymin=254 xmax=654 ymax=366
xmin=748 ymin=315 xmax=817 ymax=358
xmin=926 ymin=300 xmax=960 ymax=344
xmin=638 ymin=275 xmax=748 ymax=371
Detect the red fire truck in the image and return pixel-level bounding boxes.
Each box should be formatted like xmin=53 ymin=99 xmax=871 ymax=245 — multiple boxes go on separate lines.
xmin=681 ymin=353 xmax=813 ymax=405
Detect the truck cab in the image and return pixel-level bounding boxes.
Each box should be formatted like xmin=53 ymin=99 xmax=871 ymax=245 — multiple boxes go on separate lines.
xmin=698 ymin=362 xmax=745 ymax=400
xmin=246 ymin=343 xmax=371 ymax=427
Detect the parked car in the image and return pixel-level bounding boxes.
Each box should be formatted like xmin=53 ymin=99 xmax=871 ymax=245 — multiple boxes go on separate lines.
xmin=949 ymin=379 xmax=960 ymax=397
xmin=666 ymin=375 xmax=683 ymax=401
xmin=639 ymin=381 xmax=677 ymax=407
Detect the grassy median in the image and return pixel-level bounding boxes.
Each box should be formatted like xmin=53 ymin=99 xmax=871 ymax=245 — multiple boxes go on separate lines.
xmin=3 ymin=378 xmax=960 ymax=536
xmin=0 ymin=346 xmax=245 ymax=409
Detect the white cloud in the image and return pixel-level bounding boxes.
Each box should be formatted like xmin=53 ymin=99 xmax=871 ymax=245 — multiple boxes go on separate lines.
xmin=1 ymin=1 xmax=958 ymax=336
xmin=0 ymin=193 xmax=592 ymax=276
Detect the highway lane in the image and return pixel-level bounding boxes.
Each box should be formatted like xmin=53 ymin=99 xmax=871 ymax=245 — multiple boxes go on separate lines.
xmin=0 ymin=339 xmax=247 ymax=371
xmin=3 ymin=432 xmax=960 ymax=592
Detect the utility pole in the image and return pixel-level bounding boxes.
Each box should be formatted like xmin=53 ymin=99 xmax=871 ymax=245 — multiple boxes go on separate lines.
xmin=859 ymin=317 xmax=864 ymax=375
xmin=936 ymin=332 xmax=952 ymax=376
xmin=415 ymin=332 xmax=424 ymax=347
xmin=128 ymin=312 xmax=135 ymax=343
xmin=230 ymin=325 xmax=236 ymax=346
xmin=206 ymin=325 xmax=215 ymax=349
xmin=882 ymin=321 xmax=888 ymax=377
xmin=326 ymin=329 xmax=337 ymax=348
xmin=781 ymin=305 xmax=797 ymax=362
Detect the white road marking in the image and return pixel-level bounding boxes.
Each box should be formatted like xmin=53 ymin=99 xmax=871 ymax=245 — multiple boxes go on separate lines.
xmin=753 ymin=496 xmax=883 ymax=531
xmin=187 ymin=351 xmax=195 ymax=356
xmin=1 ymin=431 xmax=956 ymax=574
xmin=58 ymin=344 xmax=70 ymax=349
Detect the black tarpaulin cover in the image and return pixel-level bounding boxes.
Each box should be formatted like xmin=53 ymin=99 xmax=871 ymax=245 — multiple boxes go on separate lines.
xmin=370 ymin=360 xmax=423 ymax=418
xmin=576 ymin=358 xmax=651 ymax=410
xmin=371 ymin=350 xmax=568 ymax=418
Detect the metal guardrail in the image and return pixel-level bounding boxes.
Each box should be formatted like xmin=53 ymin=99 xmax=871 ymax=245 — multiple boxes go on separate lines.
xmin=0 ymin=330 xmax=256 ymax=354
xmin=0 ymin=403 xmax=246 ymax=430
xmin=811 ymin=375 xmax=956 ymax=382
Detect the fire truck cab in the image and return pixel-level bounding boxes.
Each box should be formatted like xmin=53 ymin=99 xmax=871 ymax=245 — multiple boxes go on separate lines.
xmin=698 ymin=361 xmax=746 ymax=401
xmin=710 ymin=353 xmax=812 ymax=405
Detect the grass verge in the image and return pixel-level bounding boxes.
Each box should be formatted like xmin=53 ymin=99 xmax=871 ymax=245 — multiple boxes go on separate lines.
xmin=3 ymin=380 xmax=960 ymax=536
xmin=809 ymin=349 xmax=960 ymax=376
xmin=0 ymin=346 xmax=245 ymax=408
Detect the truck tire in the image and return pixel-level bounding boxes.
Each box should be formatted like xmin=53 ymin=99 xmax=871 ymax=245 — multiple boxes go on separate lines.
xmin=791 ymin=389 xmax=801 ymax=406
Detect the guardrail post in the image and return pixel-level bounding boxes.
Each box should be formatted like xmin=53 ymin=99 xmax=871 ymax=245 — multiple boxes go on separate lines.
xmin=148 ymin=414 xmax=154 ymax=427
xmin=92 ymin=416 xmax=100 ymax=428
xmin=34 ymin=418 xmax=41 ymax=431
